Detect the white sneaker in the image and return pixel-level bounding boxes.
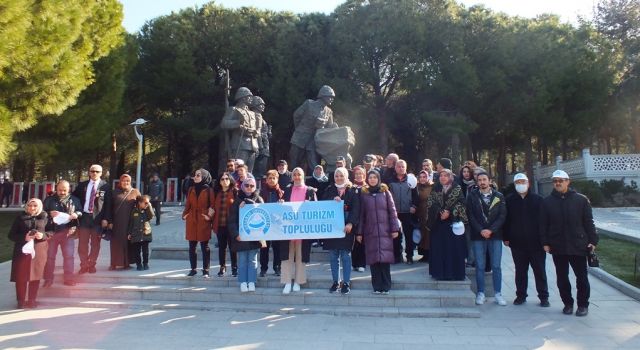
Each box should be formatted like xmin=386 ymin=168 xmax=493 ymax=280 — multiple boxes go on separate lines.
xmin=292 ymin=283 xmax=301 ymax=292
xmin=240 ymin=282 xmax=248 ymax=293
xmin=248 ymin=282 xmax=255 ymax=292
xmin=475 ymin=292 xmax=486 ymax=305
xmin=357 ymin=267 xmax=365 ymax=272
xmin=495 ymin=293 xmax=507 ymax=306
xmin=282 ymin=283 xmax=292 ymax=294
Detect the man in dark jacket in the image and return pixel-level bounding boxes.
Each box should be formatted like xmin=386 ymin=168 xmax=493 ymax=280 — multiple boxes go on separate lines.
xmin=72 ymin=164 xmax=112 ymax=274
xmin=276 ymin=160 xmax=292 ymax=188
xmin=541 ymin=170 xmax=598 ymax=317
xmin=147 ymin=173 xmax=164 ymax=225
xmin=388 ymin=159 xmax=415 ymax=264
xmin=467 ymin=172 xmax=507 ymax=306
xmin=43 ymin=180 xmax=82 ymax=287
xmin=504 ymin=173 xmax=549 ymax=307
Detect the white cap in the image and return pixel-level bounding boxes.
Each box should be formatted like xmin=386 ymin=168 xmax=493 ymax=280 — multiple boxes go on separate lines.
xmin=452 ymin=221 xmax=465 ymax=236
xmin=513 ymin=173 xmax=528 ymax=182
xmin=552 ymin=170 xmax=569 ymax=179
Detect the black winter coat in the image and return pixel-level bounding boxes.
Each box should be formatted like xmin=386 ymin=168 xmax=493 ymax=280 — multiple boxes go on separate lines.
xmin=228 ymin=190 xmax=264 ymax=252
xmin=321 ymin=184 xmax=360 ymax=251
xmin=279 ymin=186 xmax=316 ymax=263
xmin=466 ymin=188 xmax=507 ymax=241
xmin=504 ymin=192 xmax=544 ymax=252
xmin=540 ymin=189 xmax=598 ymax=256
xmin=9 ymin=212 xmax=49 ymax=282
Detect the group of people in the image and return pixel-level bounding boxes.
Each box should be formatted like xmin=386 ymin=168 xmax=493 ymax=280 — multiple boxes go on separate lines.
xmin=8 ymin=165 xmax=157 ymax=309
xmin=180 ymin=152 xmax=598 ymax=317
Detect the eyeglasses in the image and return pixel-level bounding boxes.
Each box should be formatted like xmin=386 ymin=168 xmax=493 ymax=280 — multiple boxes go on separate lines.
xmin=89 ymin=170 xmax=101 ymax=173
xmin=552 ymin=179 xmax=567 ymax=184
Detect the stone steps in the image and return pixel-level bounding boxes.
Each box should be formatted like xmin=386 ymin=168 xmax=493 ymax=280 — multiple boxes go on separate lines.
xmin=38 ymin=297 xmax=480 ymax=318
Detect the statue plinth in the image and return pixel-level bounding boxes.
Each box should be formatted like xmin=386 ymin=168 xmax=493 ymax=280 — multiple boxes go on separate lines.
xmin=315 ymin=126 xmax=356 ymax=171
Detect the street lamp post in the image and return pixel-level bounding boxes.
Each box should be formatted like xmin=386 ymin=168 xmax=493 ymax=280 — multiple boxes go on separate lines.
xmin=129 ymin=118 xmax=148 ymax=192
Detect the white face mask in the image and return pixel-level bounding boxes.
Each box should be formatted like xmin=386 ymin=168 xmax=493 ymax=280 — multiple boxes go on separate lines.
xmin=515 ymin=184 xmax=528 ymax=194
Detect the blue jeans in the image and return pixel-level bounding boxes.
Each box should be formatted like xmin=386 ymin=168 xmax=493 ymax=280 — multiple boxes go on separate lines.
xmin=329 ymin=249 xmax=352 ymax=283
xmin=237 ymin=249 xmax=258 ymax=284
xmin=44 ymin=232 xmax=75 ymax=282
xmin=472 ymin=240 xmax=502 ymax=294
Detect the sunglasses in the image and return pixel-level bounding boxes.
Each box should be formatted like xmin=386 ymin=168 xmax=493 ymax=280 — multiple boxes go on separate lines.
xmin=89 ymin=170 xmax=101 ymax=173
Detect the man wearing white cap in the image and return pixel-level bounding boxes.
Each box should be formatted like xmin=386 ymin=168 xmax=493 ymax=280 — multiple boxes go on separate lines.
xmin=504 ymin=173 xmax=549 ymax=307
xmin=540 ymin=169 xmax=598 ymax=317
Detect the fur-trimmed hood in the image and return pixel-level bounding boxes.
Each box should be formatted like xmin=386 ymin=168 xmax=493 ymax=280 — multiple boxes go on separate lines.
xmin=362 ymin=183 xmax=389 ymax=194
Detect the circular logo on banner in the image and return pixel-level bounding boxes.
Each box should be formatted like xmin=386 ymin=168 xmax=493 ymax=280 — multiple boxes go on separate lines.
xmin=242 ymin=207 xmax=271 ymax=236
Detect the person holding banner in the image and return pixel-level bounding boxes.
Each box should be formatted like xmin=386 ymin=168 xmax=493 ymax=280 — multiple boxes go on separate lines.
xmin=280 ymin=167 xmax=317 ymax=294
xmin=212 ymin=172 xmax=238 ymax=277
xmin=322 ymin=167 xmax=360 ymax=295
xmin=357 ymin=170 xmax=400 ymax=294
xmin=228 ymin=177 xmax=266 ymax=292
xmin=183 ymin=169 xmax=215 ymax=278
xmin=258 ymin=170 xmax=284 ymax=277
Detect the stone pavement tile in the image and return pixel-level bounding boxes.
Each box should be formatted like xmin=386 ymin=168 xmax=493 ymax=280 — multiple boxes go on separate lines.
xmin=431 ymin=334 xmax=493 ymax=345
xmin=341 ymin=342 xmax=402 ymax=350
xmin=547 ymin=335 xmax=625 ymax=347
xmin=373 ymin=333 xmax=433 ymax=345
xmin=409 ymin=346 xmax=527 ymax=350
xmin=489 ymin=335 xmax=549 ymax=347
xmin=455 ymin=326 xmax=514 ymax=336
xmin=399 ymin=324 xmax=458 ymax=335
xmin=225 ymin=339 xmax=336 ymax=350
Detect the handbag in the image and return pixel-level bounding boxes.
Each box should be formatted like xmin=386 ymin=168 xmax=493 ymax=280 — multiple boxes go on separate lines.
xmin=143 ymin=221 xmax=152 ymax=235
xmin=588 ymin=250 xmax=600 ymax=268
xmin=101 ymin=227 xmax=113 ymax=241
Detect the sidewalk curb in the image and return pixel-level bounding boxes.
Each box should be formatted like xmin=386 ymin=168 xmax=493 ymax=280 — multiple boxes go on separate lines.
xmin=589 ymin=267 xmax=640 ymax=302
xmin=596 ymin=227 xmax=640 ymax=245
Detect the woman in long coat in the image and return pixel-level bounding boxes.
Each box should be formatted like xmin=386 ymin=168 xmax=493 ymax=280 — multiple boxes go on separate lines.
xmin=212 ymin=171 xmax=237 ymax=277
xmin=110 ymin=174 xmax=140 ymax=270
xmin=351 ymin=166 xmax=367 ymax=272
xmin=183 ymin=168 xmax=214 ymax=277
xmin=280 ymin=167 xmax=316 ymax=294
xmin=322 ymin=167 xmax=360 ymax=294
xmin=9 ymin=198 xmax=49 ymax=308
xmin=427 ymin=169 xmax=468 ymax=280
xmin=356 ymin=170 xmax=400 ymax=294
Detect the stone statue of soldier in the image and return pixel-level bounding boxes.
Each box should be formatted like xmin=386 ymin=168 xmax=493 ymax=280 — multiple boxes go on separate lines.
xmin=289 ymin=85 xmax=338 ymax=171
xmin=250 ymin=96 xmax=271 ymax=178
xmin=220 ymin=87 xmax=259 ymax=172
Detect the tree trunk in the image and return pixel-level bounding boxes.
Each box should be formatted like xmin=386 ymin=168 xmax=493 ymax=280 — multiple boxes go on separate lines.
xmin=109 ymin=132 xmax=117 ymax=183
xmin=376 ymin=103 xmax=388 ymax=154
xmin=633 ymin=120 xmax=640 ymax=153
xmin=524 ymin=137 xmax=534 ymax=181
xmin=166 ymin=132 xmax=173 ymax=177
xmin=451 ymin=134 xmax=460 ymax=170
xmin=496 ymin=137 xmax=507 ymax=188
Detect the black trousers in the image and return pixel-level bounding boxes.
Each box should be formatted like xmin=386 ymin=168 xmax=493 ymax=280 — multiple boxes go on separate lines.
xmin=259 ymin=240 xmax=281 ymax=272
xmin=552 ymin=254 xmax=590 ymax=308
xmin=398 ymin=213 xmax=414 ymax=262
xmin=132 ymin=241 xmax=150 ymax=265
xmin=189 ymin=240 xmax=210 ymax=271
xmin=15 ymin=280 xmax=40 ymax=303
xmin=351 ymin=240 xmax=366 ymax=268
xmin=151 ymin=200 xmax=161 ymax=224
xmin=216 ymin=227 xmax=237 ymax=271
xmin=370 ymin=263 xmax=392 ymax=291
xmin=511 ymin=248 xmax=549 ymax=300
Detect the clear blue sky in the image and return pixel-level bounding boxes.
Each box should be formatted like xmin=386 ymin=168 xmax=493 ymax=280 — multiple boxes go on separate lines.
xmin=120 ymin=0 xmax=597 ymax=33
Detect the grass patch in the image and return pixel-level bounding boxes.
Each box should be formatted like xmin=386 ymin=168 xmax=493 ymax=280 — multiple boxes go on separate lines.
xmin=596 ymin=235 xmax=640 ymax=288
xmin=0 ymin=212 xmax=18 ymax=262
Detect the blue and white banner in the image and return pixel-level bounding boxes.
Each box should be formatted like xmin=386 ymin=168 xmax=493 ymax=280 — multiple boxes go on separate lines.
xmin=239 ymin=200 xmax=345 ymax=241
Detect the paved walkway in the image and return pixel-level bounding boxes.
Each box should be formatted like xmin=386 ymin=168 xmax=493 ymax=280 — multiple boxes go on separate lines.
xmin=1 ymin=206 xmax=640 ymax=349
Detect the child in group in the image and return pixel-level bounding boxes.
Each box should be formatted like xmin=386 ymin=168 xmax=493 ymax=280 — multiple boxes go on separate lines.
xmin=128 ymin=195 xmax=155 ymax=271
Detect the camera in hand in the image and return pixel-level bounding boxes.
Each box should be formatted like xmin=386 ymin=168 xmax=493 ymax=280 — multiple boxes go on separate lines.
xmin=588 ymin=250 xmax=600 ymax=268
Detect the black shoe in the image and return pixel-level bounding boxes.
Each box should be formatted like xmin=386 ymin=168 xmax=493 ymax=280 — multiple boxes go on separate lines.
xmin=575 ymin=306 xmax=588 ymax=317
xmin=274 ymin=268 xmax=281 ymax=276
xmin=156 ymin=221 xmax=160 ymax=225
xmin=143 ymin=264 xmax=149 ymax=270
xmin=562 ymin=305 xmax=574 ymax=315
xmin=418 ymin=257 xmax=428 ymax=263
xmin=232 ymin=268 xmax=238 ymax=277
xmin=63 ymin=281 xmax=76 ymax=287
xmin=259 ymin=271 xmax=266 ymax=277
xmin=217 ymin=269 xmax=225 ymax=277
xmin=187 ymin=270 xmax=197 ymax=277
xmin=136 ymin=264 xmax=143 ymax=271
xmin=203 ymin=270 xmax=210 ymax=278
xmin=513 ymin=297 xmax=526 ymax=305
xmin=43 ymin=280 xmax=53 ymax=288
xmin=78 ymin=267 xmax=89 ymax=274
xmin=88 ymin=266 xmax=97 ymax=273
xmin=539 ymin=299 xmax=550 ymax=307
xmin=329 ymin=281 xmax=340 ymax=293
xmin=341 ymin=282 xmax=351 ymax=295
